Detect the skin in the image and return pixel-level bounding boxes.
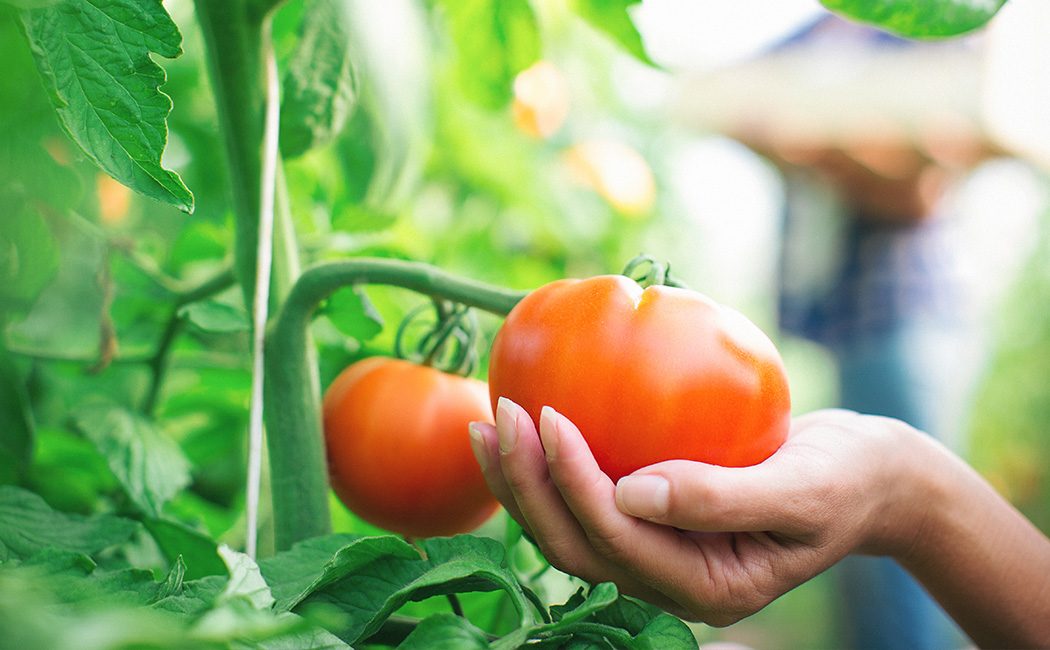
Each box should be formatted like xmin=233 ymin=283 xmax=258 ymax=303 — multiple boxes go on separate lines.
xmin=469 ymin=398 xmax=1050 ymax=648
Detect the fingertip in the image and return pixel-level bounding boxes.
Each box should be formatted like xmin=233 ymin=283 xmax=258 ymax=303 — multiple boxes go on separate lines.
xmin=539 ymin=405 xmax=557 ymax=432
xmin=495 ymin=396 xmax=517 ymax=428
xmin=496 ymin=397 xmax=531 ymax=454
xmin=539 ymin=406 xmax=589 ymax=462
xmin=468 ymin=421 xmax=495 ymax=471
xmin=538 ymin=406 xmax=559 ymax=460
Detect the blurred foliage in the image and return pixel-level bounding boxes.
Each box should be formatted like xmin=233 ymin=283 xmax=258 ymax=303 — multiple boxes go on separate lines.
xmin=969 ymin=210 xmax=1050 ymax=533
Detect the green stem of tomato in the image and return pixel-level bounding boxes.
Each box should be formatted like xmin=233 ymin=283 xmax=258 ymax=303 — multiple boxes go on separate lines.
xmin=143 ymin=266 xmax=238 ymax=416
xmin=266 ymin=259 xmax=527 ymax=551
xmin=196 ymin=1 xmax=304 ymax=556
xmin=193 ymin=0 xmax=268 ymax=308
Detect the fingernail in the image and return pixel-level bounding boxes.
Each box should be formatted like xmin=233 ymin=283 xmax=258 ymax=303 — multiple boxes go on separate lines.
xmin=468 ymin=422 xmax=487 ymax=471
xmin=616 ymin=475 xmax=670 ymax=518
xmin=496 ymin=396 xmax=518 ymax=454
xmin=539 ymin=406 xmax=559 ymax=461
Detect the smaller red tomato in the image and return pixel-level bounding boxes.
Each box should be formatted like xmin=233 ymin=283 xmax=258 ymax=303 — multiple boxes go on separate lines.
xmin=323 ymin=357 xmax=498 ymax=538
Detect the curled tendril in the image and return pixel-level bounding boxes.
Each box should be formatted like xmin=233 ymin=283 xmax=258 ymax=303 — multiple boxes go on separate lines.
xmin=621 ymin=254 xmax=689 ymax=289
xmin=394 ymin=299 xmax=480 ymax=376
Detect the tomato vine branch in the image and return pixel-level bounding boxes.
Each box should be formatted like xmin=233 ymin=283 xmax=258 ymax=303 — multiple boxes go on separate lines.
xmin=194 ymin=0 xmax=265 ymax=308
xmin=265 ymin=258 xmax=527 ymax=551
xmin=5 ymin=265 xmax=235 ymax=377
xmin=143 ymin=265 xmax=238 ymax=416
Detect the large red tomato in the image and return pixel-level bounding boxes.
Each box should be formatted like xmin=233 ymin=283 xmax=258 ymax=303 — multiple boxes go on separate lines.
xmin=323 ymin=357 xmax=498 ymax=538
xmin=488 ymin=275 xmax=790 ymax=481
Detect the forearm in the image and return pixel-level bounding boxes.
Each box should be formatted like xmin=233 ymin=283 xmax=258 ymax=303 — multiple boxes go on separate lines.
xmin=897 ymin=434 xmax=1050 ymax=648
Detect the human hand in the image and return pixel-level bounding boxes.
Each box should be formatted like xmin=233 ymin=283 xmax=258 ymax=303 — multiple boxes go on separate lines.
xmin=469 ymin=400 xmax=935 ymax=626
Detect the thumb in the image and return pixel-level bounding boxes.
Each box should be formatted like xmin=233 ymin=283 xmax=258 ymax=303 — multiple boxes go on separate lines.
xmin=614 ymin=458 xmax=812 ymax=536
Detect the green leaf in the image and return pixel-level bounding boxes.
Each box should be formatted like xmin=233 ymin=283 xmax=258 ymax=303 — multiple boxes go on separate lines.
xmin=819 ymin=0 xmax=1006 ymax=38
xmin=20 ymin=546 xmax=97 ymax=574
xmin=144 ymin=518 xmax=226 ymax=581
xmin=0 ymin=347 xmax=33 ymax=484
xmin=435 ymin=0 xmax=540 ymax=108
xmin=192 ymin=549 xmax=350 ymax=648
xmin=280 ymin=0 xmax=358 ymax=158
xmin=0 ymin=133 xmax=82 ymax=215
xmin=299 ymin=535 xmax=536 ymax=644
xmin=18 ymin=0 xmax=194 ymax=211
xmin=332 ymin=110 xmax=378 ymax=204
xmin=15 ymin=548 xmax=165 ymax=606
xmin=5 ymin=212 xmax=106 ymax=359
xmin=180 ymin=300 xmax=251 ymax=334
xmin=260 ymin=534 xmax=537 ymax=645
xmin=536 ymin=586 xmax=697 ymax=649
xmin=194 ymin=601 xmax=343 ymax=648
xmin=73 ymin=405 xmax=192 ymax=519
xmin=26 ymin=426 xmax=117 ymax=514
xmin=0 ymin=9 xmax=84 ymax=217
xmin=0 ymin=485 xmax=138 ymax=561
xmin=571 ymin=0 xmax=654 ymax=65
xmin=0 ymin=548 xmax=344 ymax=648
xmin=551 ymin=583 xmax=618 ymax=628
xmin=259 ymin=534 xmax=413 ymax=612
xmin=253 ymin=624 xmax=352 ymax=650
xmin=634 ymin=614 xmax=697 ymax=649
xmin=0 ymin=209 xmax=59 ymax=311
xmin=151 ymin=574 xmax=227 ymax=616
xmin=157 ymin=555 xmax=187 ymax=600
xmin=324 ymin=286 xmax=383 ymax=342
xmin=550 ymin=587 xmax=587 ymax=623
xmin=331 ymin=203 xmax=398 ymax=233
xmin=589 ymin=593 xmax=662 ymax=636
xmin=397 ymin=612 xmax=490 ymax=649
xmin=217 ymin=545 xmax=275 ymax=610
xmin=1 ymin=0 xmax=61 ymax=8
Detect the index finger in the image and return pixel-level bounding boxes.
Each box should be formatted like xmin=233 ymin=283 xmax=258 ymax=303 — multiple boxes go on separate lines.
xmin=537 ymin=407 xmax=711 ymax=597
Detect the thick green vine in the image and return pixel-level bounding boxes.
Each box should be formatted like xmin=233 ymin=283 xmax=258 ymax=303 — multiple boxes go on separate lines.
xmin=265 ymin=258 xmax=527 ymax=551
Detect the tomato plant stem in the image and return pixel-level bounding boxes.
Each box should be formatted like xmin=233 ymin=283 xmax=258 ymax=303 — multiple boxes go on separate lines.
xmin=193 ymin=0 xmax=269 ymax=308
xmin=281 ymin=259 xmax=527 ymax=320
xmin=447 ymin=593 xmax=465 ymax=617
xmin=266 ymin=259 xmax=527 ymax=551
xmin=196 ymin=0 xmax=306 ymax=557
xmin=143 ymin=266 xmax=237 ymax=416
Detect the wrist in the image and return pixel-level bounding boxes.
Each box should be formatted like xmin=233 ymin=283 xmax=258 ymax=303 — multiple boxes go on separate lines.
xmin=857 ymin=419 xmax=956 ymax=560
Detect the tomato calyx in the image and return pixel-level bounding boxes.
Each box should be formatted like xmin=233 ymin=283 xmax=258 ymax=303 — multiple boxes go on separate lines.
xmin=621 ymin=254 xmax=689 ymax=289
xmin=394 ymin=298 xmax=480 ymax=376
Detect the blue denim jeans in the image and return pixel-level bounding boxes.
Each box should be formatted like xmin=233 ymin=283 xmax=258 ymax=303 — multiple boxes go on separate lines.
xmin=830 ymin=317 xmax=984 ymax=649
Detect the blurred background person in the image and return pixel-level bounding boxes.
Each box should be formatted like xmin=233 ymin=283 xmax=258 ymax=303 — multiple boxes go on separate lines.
xmin=745 ymin=135 xmax=983 ymax=650
xmin=708 ymin=16 xmax=995 ymax=650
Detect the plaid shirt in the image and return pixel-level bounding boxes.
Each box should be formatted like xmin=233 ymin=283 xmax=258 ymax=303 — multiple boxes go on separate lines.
xmin=779 ymin=213 xmax=966 ymax=346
